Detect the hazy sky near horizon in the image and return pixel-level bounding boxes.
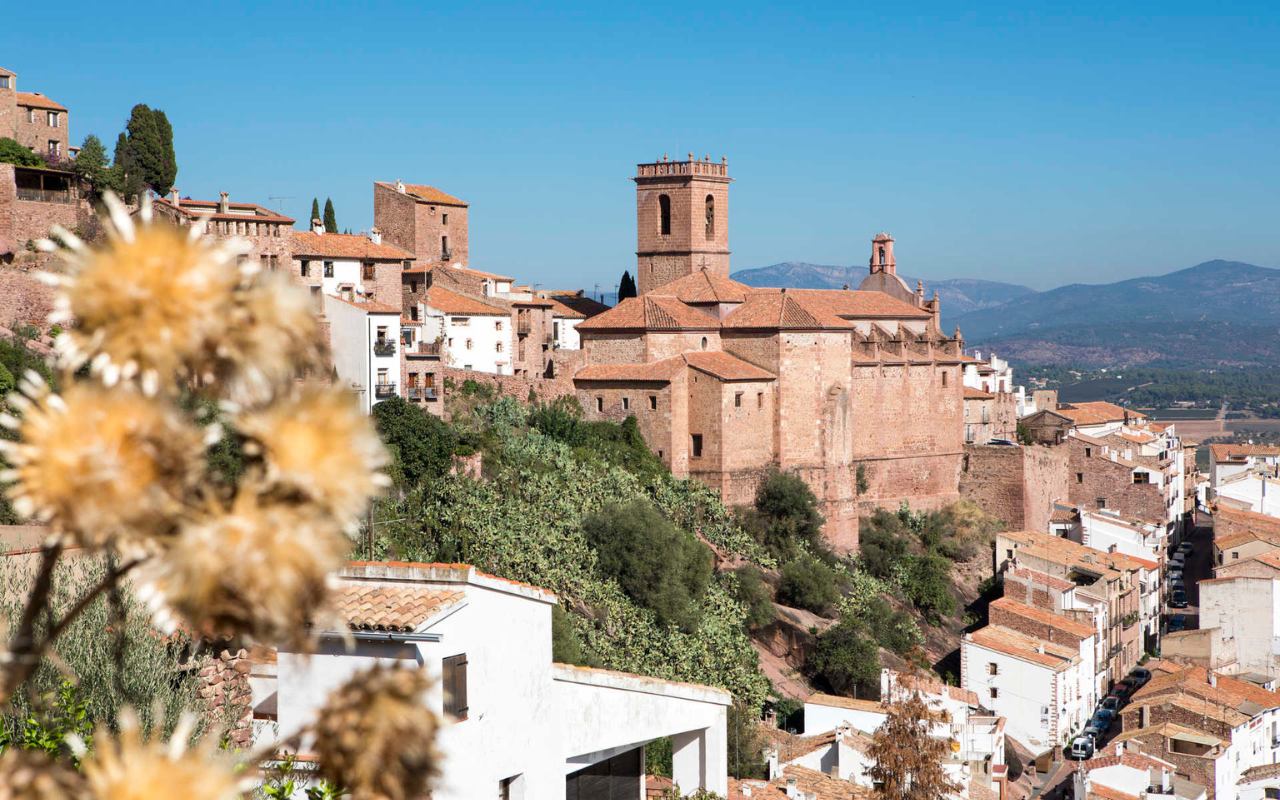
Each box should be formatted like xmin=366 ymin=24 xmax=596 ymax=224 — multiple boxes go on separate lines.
xmin=6 ymin=2 xmax=1278 ymax=291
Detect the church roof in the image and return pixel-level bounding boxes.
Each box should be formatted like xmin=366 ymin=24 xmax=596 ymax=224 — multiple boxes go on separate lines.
xmin=683 ymin=351 xmax=775 ymax=382
xmin=721 ymin=293 xmax=854 ymax=330
xmin=652 ymin=268 xmax=751 ymax=304
xmin=780 ymin=289 xmax=932 ymax=319
xmin=574 ymin=352 xmax=775 ymax=384
xmin=575 ymin=295 xmax=718 ymax=332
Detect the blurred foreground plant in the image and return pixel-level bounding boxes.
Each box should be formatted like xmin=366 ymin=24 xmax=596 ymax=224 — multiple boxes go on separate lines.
xmin=0 ymin=194 xmax=436 ymax=798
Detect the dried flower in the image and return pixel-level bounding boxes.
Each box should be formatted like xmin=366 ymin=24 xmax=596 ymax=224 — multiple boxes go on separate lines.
xmin=0 ymin=748 xmax=87 ymax=800
xmin=41 ymin=194 xmax=248 ymax=396
xmin=76 ymin=708 xmax=251 ymax=800
xmin=0 ymin=378 xmax=204 ymax=547
xmin=143 ymin=490 xmax=350 ymax=645
xmin=239 ymin=384 xmax=390 ymax=522
xmin=211 ymin=271 xmax=326 ymax=406
xmin=312 ymin=665 xmax=439 ymax=800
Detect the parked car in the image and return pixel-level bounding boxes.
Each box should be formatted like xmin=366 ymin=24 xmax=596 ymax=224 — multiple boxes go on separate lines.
xmin=1171 ymin=578 xmax=1185 ymax=591
xmin=1069 ymin=736 xmax=1096 ymax=760
xmin=1168 ymin=568 xmax=1183 ymax=582
xmin=1169 ymin=613 xmax=1187 ymax=631
xmin=1177 ymin=541 xmax=1194 ymax=555
xmin=1100 ymin=695 xmax=1122 ymax=713
xmin=1130 ymin=667 xmax=1153 ymax=687
xmin=1091 ymin=709 xmax=1115 ymax=729
xmin=1171 ymin=589 xmax=1189 ymax=608
xmin=1083 ymin=721 xmax=1106 ymax=742
xmin=1110 ymin=680 xmax=1136 ymax=701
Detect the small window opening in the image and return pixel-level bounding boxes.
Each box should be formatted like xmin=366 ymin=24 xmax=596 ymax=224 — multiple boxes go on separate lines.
xmin=691 ymin=434 xmax=703 ymax=458
xmin=659 ymin=195 xmax=671 ymax=235
xmin=596 ymin=397 xmax=603 ymax=412
xmin=649 ymin=396 xmax=657 ymax=410
xmin=705 ymin=194 xmax=715 ymax=239
xmin=734 ymin=392 xmax=742 ymax=408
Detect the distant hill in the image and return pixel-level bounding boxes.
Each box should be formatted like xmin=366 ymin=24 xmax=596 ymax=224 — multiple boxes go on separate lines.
xmin=957 ymin=260 xmax=1280 ymax=368
xmin=731 ymin=262 xmax=1035 ymax=315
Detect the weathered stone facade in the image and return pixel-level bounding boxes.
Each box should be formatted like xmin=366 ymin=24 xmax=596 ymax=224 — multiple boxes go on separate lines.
xmin=196 ymin=646 xmax=254 ymax=750
xmin=960 ymin=443 xmax=1070 ymax=532
xmin=1065 ymin=435 xmax=1166 ymax=524
xmin=634 ymin=156 xmax=731 ymax=296
xmin=0 ymin=163 xmax=89 ymax=256
xmin=374 ymin=181 xmax=469 ymax=268
xmin=0 ymin=68 xmax=70 ymax=157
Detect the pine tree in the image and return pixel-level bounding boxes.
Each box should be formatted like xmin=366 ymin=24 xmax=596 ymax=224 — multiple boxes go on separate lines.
xmin=72 ymin=135 xmax=115 ymax=199
xmin=618 ymin=270 xmax=637 ymax=301
xmin=323 ymin=198 xmax=338 ymax=234
xmin=151 ymin=109 xmax=178 ymax=196
xmin=311 ymin=198 xmax=321 ymax=226
xmin=865 ymin=691 xmax=963 ymax=800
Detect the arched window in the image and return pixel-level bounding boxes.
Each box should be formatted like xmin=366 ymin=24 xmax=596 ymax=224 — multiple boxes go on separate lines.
xmin=705 ymin=194 xmax=715 ymax=239
xmin=701 ymin=337 xmax=708 ymax=350
xmin=659 ymin=195 xmax=671 ymax=235
xmin=878 ymin=246 xmax=886 ymax=265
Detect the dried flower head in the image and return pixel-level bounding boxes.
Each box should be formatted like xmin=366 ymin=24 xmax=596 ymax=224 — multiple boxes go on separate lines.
xmin=76 ymin=708 xmax=251 ymax=800
xmin=0 ymin=378 xmax=205 ymax=547
xmin=41 ymin=194 xmax=248 ymax=396
xmin=211 ymin=271 xmax=326 ymax=407
xmin=312 ymin=665 xmax=439 ymax=800
xmin=0 ymin=748 xmax=87 ymax=800
xmin=239 ymin=384 xmax=390 ymax=522
xmin=143 ymin=490 xmax=349 ymax=645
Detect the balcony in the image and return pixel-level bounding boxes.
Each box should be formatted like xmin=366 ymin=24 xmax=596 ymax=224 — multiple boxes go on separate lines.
xmin=406 ymin=341 xmax=443 ymax=358
xmin=374 ymin=382 xmax=397 ymax=398
xmin=517 ymin=320 xmax=532 ymax=335
xmin=373 ymin=341 xmax=396 ymax=357
xmin=17 ymin=188 xmax=73 ymax=204
xmin=407 ymin=387 xmax=439 ymax=400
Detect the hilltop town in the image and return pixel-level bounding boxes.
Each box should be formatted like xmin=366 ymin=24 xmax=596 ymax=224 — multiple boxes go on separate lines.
xmin=6 ymin=64 xmax=1280 ymax=800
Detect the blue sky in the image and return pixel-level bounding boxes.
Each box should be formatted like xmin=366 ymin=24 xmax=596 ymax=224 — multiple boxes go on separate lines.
xmin=5 ymin=2 xmax=1278 ymax=291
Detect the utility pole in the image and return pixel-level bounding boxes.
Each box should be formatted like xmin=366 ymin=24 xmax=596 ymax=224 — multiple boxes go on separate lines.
xmin=268 ymin=196 xmax=295 ymax=213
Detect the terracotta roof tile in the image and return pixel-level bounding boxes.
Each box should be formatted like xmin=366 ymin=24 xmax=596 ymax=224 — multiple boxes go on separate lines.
xmin=326 ymin=295 xmax=401 ymax=314
xmin=1058 ymin=402 xmax=1146 ymax=426
xmin=335 ymin=583 xmax=464 ymax=632
xmin=376 ymin=182 xmax=468 ymax=207
xmin=422 ymin=285 xmax=509 ymax=316
xmin=153 ymin=197 xmax=295 ymax=225
xmin=967 ymin=625 xmax=1079 ymax=670
xmin=16 ymin=92 xmax=66 ymax=111
xmin=964 ymin=387 xmax=995 ymax=400
xmin=574 ymin=356 xmax=688 ymax=383
xmin=540 ymin=292 xmax=611 ymax=318
xmin=650 ymin=268 xmax=752 ymax=303
xmin=721 ymin=293 xmax=855 ymax=330
xmin=292 ymin=231 xmax=413 ymax=260
xmin=543 ymin=297 xmax=587 ymax=319
xmin=434 ymin=263 xmax=514 ymax=281
xmin=682 ymin=351 xmax=775 ymax=382
xmin=990 ymin=596 xmax=1096 ymax=639
xmin=1210 ymin=443 xmax=1280 ymax=461
xmin=749 ymin=287 xmax=932 ymax=319
xmin=1003 ymin=529 xmax=1153 ymax=575
xmin=576 ymin=295 xmax=718 ymax=332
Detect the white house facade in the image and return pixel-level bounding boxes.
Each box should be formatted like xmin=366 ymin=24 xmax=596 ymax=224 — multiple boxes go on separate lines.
xmin=421 ymin=286 xmax=512 ymax=375
xmin=323 ymin=295 xmax=401 ymax=414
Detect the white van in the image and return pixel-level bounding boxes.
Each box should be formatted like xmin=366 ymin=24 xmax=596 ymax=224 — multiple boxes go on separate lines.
xmin=1070 ymin=736 xmax=1095 ymax=760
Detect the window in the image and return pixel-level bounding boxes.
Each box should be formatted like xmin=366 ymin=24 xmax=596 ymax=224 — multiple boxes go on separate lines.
xmin=1006 ymin=549 xmax=1014 ymax=560
xmin=362 ymin=262 xmax=374 ymax=280
xmin=454 ymin=317 xmax=470 ymax=326
xmin=1096 ymin=498 xmax=1107 ymax=509
xmin=659 ymin=194 xmax=671 ymax=235
xmin=552 ymin=321 xmax=559 ymax=340
xmin=622 ymin=397 xmax=630 ymax=410
xmin=758 ymin=392 xmax=764 ymax=409
xmin=0 ymin=76 xmax=9 ymax=89
xmin=441 ymin=235 xmax=449 ymax=256
xmin=735 ymin=392 xmax=742 ymax=408
xmin=376 ymin=368 xmax=389 ymax=386
xmin=701 ymin=336 xmax=708 ymax=350
xmin=443 ymin=654 xmax=468 ymax=720
xmin=447 ymin=337 xmax=454 ymax=348
xmin=1233 ymin=552 xmax=1240 ymax=560
xmin=410 ymin=306 xmax=419 ymax=322
xmin=990 ymin=688 xmax=999 ymax=699
xmin=988 ymin=663 xmax=999 ymax=676
xmin=47 ymin=140 xmax=60 ymax=156
xmin=941 ymin=371 xmax=948 ymax=387
xmin=1085 ymin=447 xmax=1092 ymax=458
xmin=26 ymin=109 xmax=34 ymax=123
xmin=1134 ymin=472 xmax=1150 ymax=484
xmin=1264 ymin=789 xmax=1278 ymax=800
xmin=47 ymin=111 xmax=58 ymax=127
xmin=300 ymin=260 xmax=310 ymax=277
xmin=465 ymin=339 xmax=473 ymax=350
xmin=1076 ymin=472 xmax=1084 ymax=484
xmin=495 ymin=342 xmax=503 ymax=353
xmin=649 ymin=395 xmax=658 ymax=410
xmin=705 ymin=194 xmax=714 ymax=238
xmin=323 ymin=261 xmax=334 ymax=278
xmin=376 ymin=326 xmax=387 ymax=343
xmin=691 ymin=434 xmax=703 ymax=458
xmin=442 ymin=213 xmax=449 ymax=226
xmin=596 ymin=397 xmax=603 ymax=412
xmin=495 ymin=320 xmax=503 ymax=331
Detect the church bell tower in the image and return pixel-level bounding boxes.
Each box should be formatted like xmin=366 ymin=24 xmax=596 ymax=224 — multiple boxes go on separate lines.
xmin=633 ymin=153 xmax=733 ymax=296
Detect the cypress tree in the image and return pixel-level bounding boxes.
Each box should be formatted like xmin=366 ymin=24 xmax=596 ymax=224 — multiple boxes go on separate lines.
xmin=112 ymin=131 xmax=143 ymax=203
xmin=151 ymin=109 xmax=178 ymax=196
xmin=310 ymin=198 xmax=321 ymax=225
xmin=124 ymin=105 xmax=164 ymax=194
xmin=323 ymin=198 xmax=337 ymax=234
xmin=618 ymin=270 xmax=637 ymax=301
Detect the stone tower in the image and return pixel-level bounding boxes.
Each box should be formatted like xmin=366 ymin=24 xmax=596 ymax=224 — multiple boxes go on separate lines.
xmin=869 ymin=231 xmax=896 ymax=275
xmin=633 ymin=154 xmax=732 ymax=296
xmin=857 ymin=231 xmax=917 ymax=305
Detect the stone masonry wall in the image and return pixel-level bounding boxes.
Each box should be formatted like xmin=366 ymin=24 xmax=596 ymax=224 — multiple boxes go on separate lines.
xmin=989 ymin=603 xmax=1087 ymax=648
xmin=960 ymin=444 xmax=1069 ymax=532
xmin=1066 ymin=437 xmax=1166 ymax=524
xmin=197 ymin=646 xmax=253 ymax=750
xmin=0 ymin=268 xmax=56 ymax=330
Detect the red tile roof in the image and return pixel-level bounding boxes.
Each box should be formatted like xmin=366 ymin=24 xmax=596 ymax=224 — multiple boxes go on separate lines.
xmin=544 ymin=297 xmax=587 ymax=319
xmin=435 ymin=263 xmax=514 ymax=281
xmin=540 ymin=291 xmax=611 ymax=318
xmin=291 ymin=231 xmax=413 ymax=260
xmin=968 ymin=625 xmax=1079 ymax=670
xmin=1210 ymin=444 xmax=1280 ymax=461
xmin=576 ymin=295 xmax=719 ymax=332
xmin=760 ymin=288 xmax=932 ymax=319
xmin=335 ymin=584 xmax=464 ymax=632
xmin=990 ymin=596 xmax=1096 ymax=638
xmin=376 ymin=182 xmax=468 ymax=207
xmin=964 ymin=387 xmax=995 ymax=400
xmin=721 ymin=293 xmax=855 ymax=330
xmin=16 ymin=92 xmax=66 ymax=111
xmin=422 ymin=285 xmax=509 ymax=316
xmin=574 ymin=352 xmax=774 ymax=383
xmin=651 ymin=268 xmax=751 ymax=304
xmin=1058 ymin=402 xmax=1146 ymax=426
xmin=153 ymin=197 xmax=295 ymax=225
xmin=326 ymin=295 xmax=401 ymax=314
xmin=683 ymin=351 xmax=776 ymax=382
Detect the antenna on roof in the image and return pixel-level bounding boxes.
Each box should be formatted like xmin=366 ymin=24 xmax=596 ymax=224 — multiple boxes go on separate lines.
xmin=268 ymin=196 xmax=295 ymax=212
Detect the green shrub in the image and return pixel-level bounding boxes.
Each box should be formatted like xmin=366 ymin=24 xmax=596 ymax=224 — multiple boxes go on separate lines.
xmin=582 ymin=500 xmax=712 ymax=631
xmin=858 ymin=519 xmax=909 ymax=581
xmin=862 ymin=596 xmax=921 ymax=655
xmin=751 ymin=471 xmax=828 ymax=562
xmin=732 ymin=566 xmax=776 ymax=631
xmin=777 ymin=556 xmax=840 ymax=617
xmin=0 ymin=137 xmax=43 ymax=168
xmin=905 ymin=553 xmax=957 ymax=623
xmin=0 ymin=362 xmax=13 ymax=400
xmin=551 ymin=605 xmax=597 ymax=667
xmin=373 ymin=396 xmax=457 ymax=488
xmin=806 ymin=618 xmax=881 ymax=698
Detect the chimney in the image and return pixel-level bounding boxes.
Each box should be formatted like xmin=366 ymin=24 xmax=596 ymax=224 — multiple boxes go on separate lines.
xmin=767 ymin=748 xmax=779 ymax=779
xmin=1115 ymin=742 xmax=1123 ymax=757
xmin=311 ymin=218 xmax=324 ymax=235
xmin=170 ymin=188 xmax=180 ymax=208
xmin=368 ymin=227 xmax=382 ymax=245
xmin=396 ymin=179 xmax=406 ymax=194
xmin=218 ymin=191 xmax=229 ymax=214
xmin=1037 ymin=644 xmax=1045 ymax=655
xmin=786 ymin=776 xmax=799 ymax=799
xmin=1209 ymin=672 xmax=1217 ymax=688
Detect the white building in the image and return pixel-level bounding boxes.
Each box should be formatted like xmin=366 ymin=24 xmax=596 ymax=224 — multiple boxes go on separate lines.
xmin=1072 ymin=743 xmax=1206 ymax=800
xmin=420 ymin=285 xmax=512 ymax=375
xmin=267 ymin=562 xmax=730 ymax=799
xmin=962 ymin=350 xmax=1013 ymax=394
xmin=1199 ymin=576 xmax=1280 ymax=679
xmin=1215 ymin=471 xmax=1280 ymax=519
xmin=292 ymin=225 xmax=414 ymax=303
xmin=546 ymin=296 xmax=587 ymax=350
xmin=323 ymin=295 xmax=401 ymax=414
xmin=1209 ymin=445 xmax=1280 ymax=501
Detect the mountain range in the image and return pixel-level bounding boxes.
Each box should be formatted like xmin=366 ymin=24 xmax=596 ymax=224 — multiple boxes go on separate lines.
xmin=731 ymin=259 xmax=1280 ymax=368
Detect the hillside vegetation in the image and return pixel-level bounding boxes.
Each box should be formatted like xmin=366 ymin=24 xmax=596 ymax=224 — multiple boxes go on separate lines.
xmin=369 ymin=385 xmax=1003 ymax=710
